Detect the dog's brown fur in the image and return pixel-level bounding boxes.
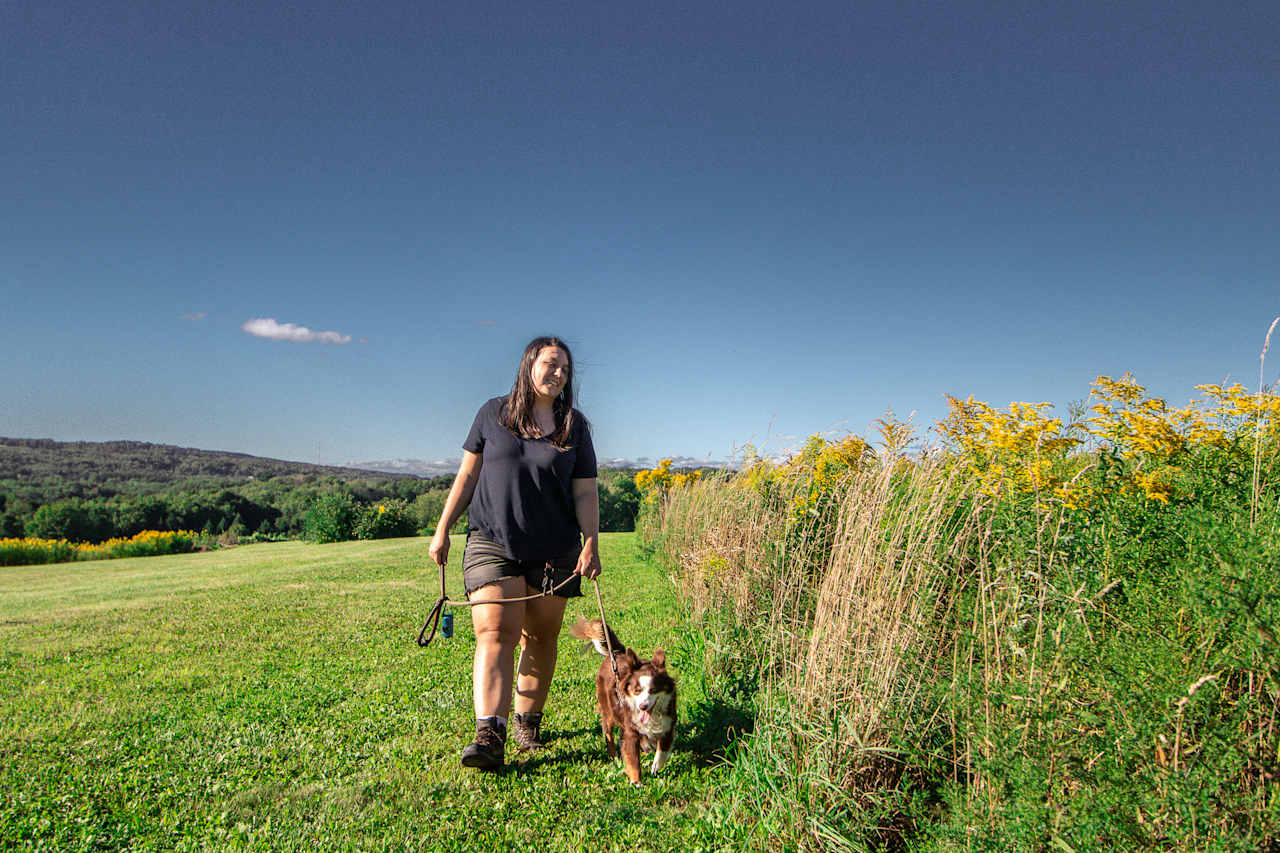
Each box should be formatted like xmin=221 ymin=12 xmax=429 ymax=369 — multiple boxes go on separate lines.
xmin=569 ymin=617 xmax=676 ymax=785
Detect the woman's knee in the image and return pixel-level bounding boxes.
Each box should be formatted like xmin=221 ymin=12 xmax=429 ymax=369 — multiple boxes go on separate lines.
xmin=475 ymin=619 xmax=521 ymax=649
xmin=473 ymin=610 xmax=523 ymax=650
xmin=521 ymin=599 xmax=567 ymax=647
xmin=520 ymin=623 xmax=561 ymax=649
xmin=470 ymin=580 xmax=525 ymax=649
xmin=517 ymin=632 xmax=559 ymax=679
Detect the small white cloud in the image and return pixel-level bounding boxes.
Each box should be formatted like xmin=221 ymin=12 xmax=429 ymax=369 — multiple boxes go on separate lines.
xmin=241 ymin=318 xmax=352 ymax=345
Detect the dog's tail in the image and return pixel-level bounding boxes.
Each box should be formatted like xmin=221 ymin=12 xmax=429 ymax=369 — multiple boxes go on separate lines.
xmin=569 ymin=617 xmax=624 ymax=658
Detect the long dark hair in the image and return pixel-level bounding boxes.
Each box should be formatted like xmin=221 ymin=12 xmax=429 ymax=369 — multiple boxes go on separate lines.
xmin=501 ymin=336 xmax=582 ymax=449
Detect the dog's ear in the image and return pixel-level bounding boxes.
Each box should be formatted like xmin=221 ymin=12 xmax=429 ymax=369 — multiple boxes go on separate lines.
xmin=624 ymin=649 xmax=641 ymax=668
xmin=650 ymin=648 xmax=666 ymax=669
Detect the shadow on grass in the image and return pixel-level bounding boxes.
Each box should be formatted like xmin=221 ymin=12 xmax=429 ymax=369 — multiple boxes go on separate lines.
xmin=548 ymin=724 xmax=600 ymax=740
xmin=484 ymin=699 xmax=755 ymax=777
xmin=504 ymin=745 xmax=611 ymax=775
xmin=679 ymin=696 xmax=754 ymax=767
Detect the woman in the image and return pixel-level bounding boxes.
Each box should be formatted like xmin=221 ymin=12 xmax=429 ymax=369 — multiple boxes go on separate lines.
xmin=429 ymin=336 xmax=601 ymax=770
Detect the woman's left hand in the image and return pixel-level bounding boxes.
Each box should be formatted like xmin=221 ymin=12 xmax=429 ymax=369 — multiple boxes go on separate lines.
xmin=574 ymin=544 xmax=602 ymax=580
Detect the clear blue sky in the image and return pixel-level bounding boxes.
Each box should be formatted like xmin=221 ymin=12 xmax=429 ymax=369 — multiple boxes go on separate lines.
xmin=3 ymin=1 xmax=1277 ymax=466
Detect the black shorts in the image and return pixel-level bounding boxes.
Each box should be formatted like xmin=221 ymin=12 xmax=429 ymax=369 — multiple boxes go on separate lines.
xmin=461 ymin=531 xmax=583 ymax=599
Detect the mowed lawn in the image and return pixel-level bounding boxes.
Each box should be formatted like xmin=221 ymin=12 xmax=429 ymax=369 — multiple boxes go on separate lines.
xmin=0 ymin=533 xmax=732 ymax=851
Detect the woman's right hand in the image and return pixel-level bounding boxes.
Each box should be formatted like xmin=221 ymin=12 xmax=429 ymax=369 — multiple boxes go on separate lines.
xmin=429 ymin=530 xmax=450 ymax=568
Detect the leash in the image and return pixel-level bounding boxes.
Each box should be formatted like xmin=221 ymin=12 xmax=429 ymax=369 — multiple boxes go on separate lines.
xmin=417 ymin=558 xmax=579 ymax=647
xmin=416 ymin=554 xmax=628 ymax=708
xmin=592 ymin=577 xmax=622 ymax=688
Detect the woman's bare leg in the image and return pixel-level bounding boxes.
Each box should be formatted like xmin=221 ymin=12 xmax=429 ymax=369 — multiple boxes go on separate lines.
xmin=469 ymin=578 xmax=526 ymax=718
xmin=514 ymin=587 xmax=568 ymax=714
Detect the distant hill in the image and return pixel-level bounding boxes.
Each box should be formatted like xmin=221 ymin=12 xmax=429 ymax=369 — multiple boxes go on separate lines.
xmin=0 ymin=437 xmax=425 ymax=503
xmin=0 ymin=437 xmax=419 ymax=482
xmin=0 ymin=438 xmax=700 ymax=540
xmin=0 ymin=437 xmax=726 ymax=507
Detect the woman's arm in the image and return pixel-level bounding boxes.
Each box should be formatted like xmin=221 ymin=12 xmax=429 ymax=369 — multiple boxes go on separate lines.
xmin=572 ymin=476 xmax=601 ymax=579
xmin=428 ymin=450 xmax=483 ymax=568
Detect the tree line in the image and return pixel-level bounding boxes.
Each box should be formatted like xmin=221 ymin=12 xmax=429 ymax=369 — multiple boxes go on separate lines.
xmin=1 ymin=470 xmax=642 ymax=543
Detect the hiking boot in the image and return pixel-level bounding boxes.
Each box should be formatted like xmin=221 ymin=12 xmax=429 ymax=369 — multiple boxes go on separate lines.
xmin=511 ymin=711 xmax=545 ymax=752
xmin=460 ymin=719 xmax=506 ymax=770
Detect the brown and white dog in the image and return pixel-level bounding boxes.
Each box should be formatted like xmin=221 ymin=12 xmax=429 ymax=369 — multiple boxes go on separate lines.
xmin=570 ymin=617 xmax=676 ymax=785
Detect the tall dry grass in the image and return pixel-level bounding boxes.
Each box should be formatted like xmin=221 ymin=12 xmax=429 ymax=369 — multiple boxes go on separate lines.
xmin=798 ymin=459 xmax=976 ymax=759
xmin=643 ymin=454 xmax=986 ymax=837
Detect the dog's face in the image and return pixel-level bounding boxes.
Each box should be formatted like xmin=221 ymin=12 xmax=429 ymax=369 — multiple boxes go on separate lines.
xmin=617 ymin=649 xmax=675 ymax=727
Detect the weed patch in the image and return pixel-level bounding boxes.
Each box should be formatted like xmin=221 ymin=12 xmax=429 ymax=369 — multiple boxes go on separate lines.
xmin=639 ymin=370 xmax=1280 ymax=850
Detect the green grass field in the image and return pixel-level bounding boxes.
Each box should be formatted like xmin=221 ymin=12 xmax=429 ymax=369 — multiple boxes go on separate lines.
xmin=0 ymin=534 xmax=736 ymax=851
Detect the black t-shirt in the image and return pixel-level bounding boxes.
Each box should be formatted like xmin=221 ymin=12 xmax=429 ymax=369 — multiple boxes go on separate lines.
xmin=462 ymin=396 xmax=598 ymax=561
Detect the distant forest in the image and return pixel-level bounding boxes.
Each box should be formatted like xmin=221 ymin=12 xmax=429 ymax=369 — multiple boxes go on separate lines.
xmin=0 ymin=438 xmax=641 ymax=543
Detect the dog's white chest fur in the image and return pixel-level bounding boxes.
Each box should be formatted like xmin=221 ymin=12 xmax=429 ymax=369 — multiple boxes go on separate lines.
xmin=634 ymin=707 xmax=674 ymax=742
xmin=625 ymin=675 xmax=675 ymax=741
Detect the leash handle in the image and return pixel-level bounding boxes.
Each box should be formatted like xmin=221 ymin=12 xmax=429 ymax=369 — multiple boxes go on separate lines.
xmin=415 ymin=558 xmax=452 ymax=648
xmin=417 ymin=596 xmax=447 ymax=647
xmin=417 ymin=559 xmax=579 ymax=648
